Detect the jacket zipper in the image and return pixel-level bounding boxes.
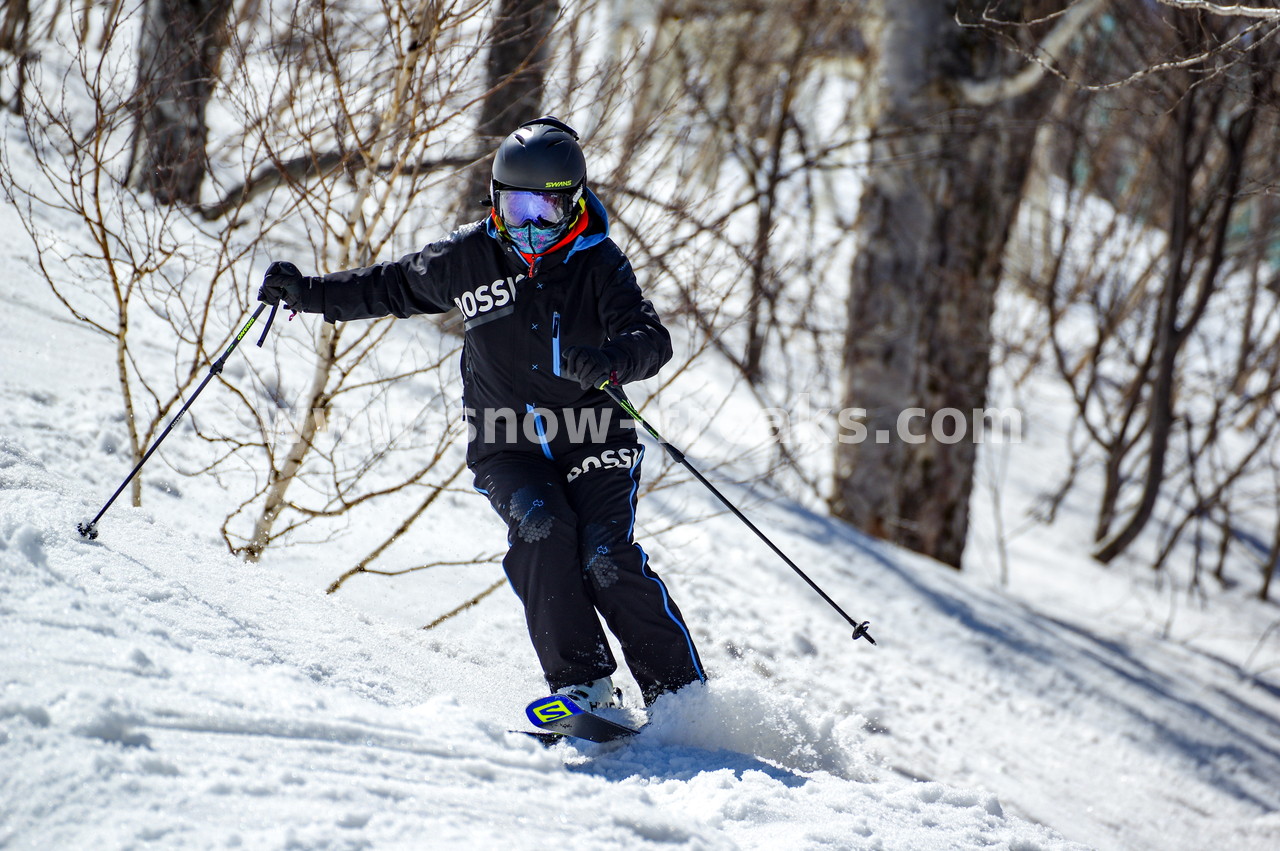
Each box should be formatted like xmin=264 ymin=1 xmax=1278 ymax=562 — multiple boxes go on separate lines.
xmin=551 ymin=311 xmax=562 ymax=377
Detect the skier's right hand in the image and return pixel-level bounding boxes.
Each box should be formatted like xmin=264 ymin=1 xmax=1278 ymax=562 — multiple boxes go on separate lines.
xmin=562 ymin=345 xmax=616 ymax=390
xmin=258 ymin=261 xmax=306 ymax=307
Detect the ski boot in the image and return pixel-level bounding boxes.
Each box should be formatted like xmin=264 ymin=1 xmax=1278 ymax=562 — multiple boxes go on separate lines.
xmin=554 ymin=677 xmax=622 ymax=712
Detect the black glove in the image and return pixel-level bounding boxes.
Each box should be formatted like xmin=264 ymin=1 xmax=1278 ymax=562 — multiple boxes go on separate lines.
xmin=561 ymin=345 xmax=616 ymax=390
xmin=258 ymin=261 xmax=306 ymax=307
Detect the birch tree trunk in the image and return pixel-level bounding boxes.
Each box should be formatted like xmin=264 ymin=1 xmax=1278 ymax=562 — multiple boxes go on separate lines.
xmin=238 ymin=0 xmax=456 ymax=562
xmin=242 ymin=323 xmax=337 ymax=562
xmin=830 ymin=0 xmax=1055 ymax=568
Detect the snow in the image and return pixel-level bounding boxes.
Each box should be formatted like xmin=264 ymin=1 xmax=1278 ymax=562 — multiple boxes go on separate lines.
xmin=1 ymin=431 xmax=1072 ymax=851
xmin=3 ymin=30 xmax=1280 ymax=851
xmin=4 ymin=262 xmax=1280 ymax=850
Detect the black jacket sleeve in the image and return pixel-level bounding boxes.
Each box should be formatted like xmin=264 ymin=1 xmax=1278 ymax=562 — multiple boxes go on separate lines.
xmin=291 ymin=228 xmax=477 ymax=322
xmin=597 ymin=253 xmax=673 ymax=384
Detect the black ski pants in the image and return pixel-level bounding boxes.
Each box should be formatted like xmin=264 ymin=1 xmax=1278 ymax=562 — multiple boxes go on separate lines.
xmin=472 ymin=438 xmax=705 ymax=704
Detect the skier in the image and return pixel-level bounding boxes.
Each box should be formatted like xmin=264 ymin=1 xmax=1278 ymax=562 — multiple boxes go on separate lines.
xmin=258 ymin=116 xmax=705 ymax=712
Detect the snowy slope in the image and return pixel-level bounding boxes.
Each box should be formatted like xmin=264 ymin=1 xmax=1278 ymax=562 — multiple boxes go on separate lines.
xmin=3 ymin=264 xmax=1280 ymax=851
xmin=2 ymin=430 xmax=1079 ymax=851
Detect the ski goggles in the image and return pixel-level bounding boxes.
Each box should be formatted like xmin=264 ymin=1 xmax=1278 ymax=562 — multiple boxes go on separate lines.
xmin=494 ymin=187 xmax=581 ymax=229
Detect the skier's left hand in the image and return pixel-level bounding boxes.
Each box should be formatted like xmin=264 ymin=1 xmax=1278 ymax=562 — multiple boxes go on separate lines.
xmin=258 ymin=261 xmax=306 ymax=307
xmin=562 ymin=346 xmax=616 ymax=390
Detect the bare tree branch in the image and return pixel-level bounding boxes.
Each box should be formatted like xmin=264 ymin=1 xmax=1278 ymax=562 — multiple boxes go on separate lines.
xmin=963 ymin=0 xmax=1280 ymax=100
xmin=960 ymin=0 xmax=1109 ymax=106
xmin=1153 ymin=0 xmax=1280 ymax=19
xmin=422 ymin=579 xmax=507 ymax=630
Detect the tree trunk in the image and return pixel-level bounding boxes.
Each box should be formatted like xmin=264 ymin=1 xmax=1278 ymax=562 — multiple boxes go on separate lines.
xmin=0 ymin=0 xmax=31 ymax=115
xmin=830 ymin=0 xmax=1051 ymax=568
xmin=452 ymin=0 xmax=559 ymax=225
xmin=0 ymin=0 xmax=29 ymax=52
xmin=242 ymin=323 xmax=337 ymax=562
xmin=128 ymin=0 xmax=234 ymax=206
xmin=1093 ymin=71 xmax=1257 ymax=564
xmin=1262 ymin=514 xmax=1279 ymax=603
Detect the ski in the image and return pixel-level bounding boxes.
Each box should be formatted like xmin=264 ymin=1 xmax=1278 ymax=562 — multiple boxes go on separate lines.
xmin=524 ymin=694 xmax=640 ymax=744
xmin=511 ymin=729 xmax=565 ymax=747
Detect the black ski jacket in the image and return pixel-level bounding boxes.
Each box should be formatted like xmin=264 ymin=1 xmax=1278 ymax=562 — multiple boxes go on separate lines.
xmin=287 ymin=190 xmax=672 ymax=463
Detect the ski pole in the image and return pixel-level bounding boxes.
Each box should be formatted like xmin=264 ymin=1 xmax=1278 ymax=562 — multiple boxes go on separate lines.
xmin=78 ymin=302 xmax=279 ymax=540
xmin=599 ymin=381 xmax=876 ymax=645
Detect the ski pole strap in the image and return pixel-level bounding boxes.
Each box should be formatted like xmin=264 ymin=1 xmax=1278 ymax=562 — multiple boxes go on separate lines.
xmin=257 ymin=302 xmax=279 ymax=347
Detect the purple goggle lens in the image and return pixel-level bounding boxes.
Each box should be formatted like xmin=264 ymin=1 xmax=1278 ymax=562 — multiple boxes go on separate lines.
xmin=496 ymin=189 xmax=576 ymax=228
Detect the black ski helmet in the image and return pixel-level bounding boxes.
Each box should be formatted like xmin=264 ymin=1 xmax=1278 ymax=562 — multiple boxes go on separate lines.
xmin=491 ymin=116 xmax=586 ymax=192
